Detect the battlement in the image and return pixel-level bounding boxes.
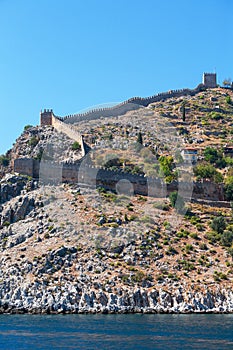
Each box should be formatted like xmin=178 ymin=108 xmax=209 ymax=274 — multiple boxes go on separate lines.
xmin=14 ymin=157 xmax=226 ymax=201
xmin=56 ymin=83 xmax=205 ymax=125
xmin=40 ymin=73 xmax=217 ymax=127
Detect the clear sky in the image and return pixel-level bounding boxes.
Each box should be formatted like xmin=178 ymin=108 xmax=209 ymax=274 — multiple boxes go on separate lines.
xmin=0 ymin=0 xmax=232 ymax=154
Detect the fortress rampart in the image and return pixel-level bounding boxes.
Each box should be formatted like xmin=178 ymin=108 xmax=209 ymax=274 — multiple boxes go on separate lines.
xmin=40 ymin=87 xmax=197 ymax=159
xmin=40 ymin=81 xmax=208 ymax=155
xmin=57 ymin=84 xmax=205 ymax=124
xmin=32 ymin=75 xmax=227 ymax=203
xmin=14 ymin=158 xmax=226 ymax=202
xmin=40 ymin=111 xmax=87 ymax=156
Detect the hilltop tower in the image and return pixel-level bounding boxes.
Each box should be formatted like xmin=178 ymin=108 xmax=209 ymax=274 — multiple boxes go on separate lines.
xmin=202 ymin=73 xmax=217 ymax=88
xmin=40 ymin=109 xmax=54 ymax=126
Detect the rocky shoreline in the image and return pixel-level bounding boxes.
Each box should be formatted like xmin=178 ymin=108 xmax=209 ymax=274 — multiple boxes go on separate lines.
xmin=0 ymin=282 xmax=232 ymax=314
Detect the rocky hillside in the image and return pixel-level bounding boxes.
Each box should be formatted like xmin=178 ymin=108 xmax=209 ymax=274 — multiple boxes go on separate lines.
xmin=0 ymin=87 xmax=232 ymax=314
xmin=3 ymin=125 xmax=83 ymax=175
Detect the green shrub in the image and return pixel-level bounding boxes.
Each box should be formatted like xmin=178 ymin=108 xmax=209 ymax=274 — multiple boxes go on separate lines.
xmin=226 ymin=95 xmax=232 ymax=104
xmin=3 ymin=221 xmax=10 ymax=227
xmin=153 ymin=201 xmax=170 ymax=211
xmin=131 ymin=270 xmax=145 ymax=283
xmin=194 ymin=163 xmax=223 ymax=182
xmin=24 ymin=125 xmax=33 ymax=131
xmin=214 ymin=271 xmax=228 ymax=280
xmin=199 ymin=243 xmax=208 ymax=250
xmin=224 ymin=176 xmax=233 ymax=200
xmin=221 ymin=230 xmax=233 ymax=247
xmin=0 ymin=155 xmax=10 ymax=167
xmin=210 ymin=216 xmax=226 ymax=234
xmin=189 ymin=232 xmax=199 ymax=239
xmin=176 ymin=229 xmax=189 ymax=238
xmin=185 ymin=244 xmax=193 ymax=253
xmin=203 ymin=147 xmax=226 ymax=169
xmin=209 ymin=112 xmax=223 ymax=120
xmin=228 ymin=248 xmax=233 ymax=259
xmin=169 ymin=191 xmax=185 ymax=213
xmin=196 ymin=223 xmax=204 ymax=231
xmin=166 ymin=246 xmax=178 ymax=255
xmin=28 ymin=136 xmax=39 ymax=147
xmin=71 ymin=141 xmax=81 ymax=151
xmin=205 ymin=231 xmax=221 ymax=244
xmin=178 ymin=259 xmax=195 ymax=271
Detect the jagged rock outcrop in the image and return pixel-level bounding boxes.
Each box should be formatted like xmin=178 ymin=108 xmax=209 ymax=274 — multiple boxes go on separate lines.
xmin=0 ymin=242 xmax=232 ymax=314
xmin=0 ymin=279 xmax=232 ymax=314
xmin=9 ymin=126 xmax=83 ymax=166
xmin=0 ymin=174 xmax=36 ymax=205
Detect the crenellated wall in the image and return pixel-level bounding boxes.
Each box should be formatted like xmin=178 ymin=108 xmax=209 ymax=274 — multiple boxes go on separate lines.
xmin=40 ymin=83 xmax=206 ymax=157
xmin=58 ymin=84 xmax=205 ymax=124
xmin=40 ymin=111 xmax=87 ymax=156
xmin=51 ymin=116 xmax=86 ymax=156
xmin=14 ymin=158 xmax=226 ymax=202
xmin=32 ymin=78 xmax=227 ymax=202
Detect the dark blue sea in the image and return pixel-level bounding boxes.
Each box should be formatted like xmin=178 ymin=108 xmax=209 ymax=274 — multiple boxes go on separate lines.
xmin=0 ymin=314 xmax=232 ymax=349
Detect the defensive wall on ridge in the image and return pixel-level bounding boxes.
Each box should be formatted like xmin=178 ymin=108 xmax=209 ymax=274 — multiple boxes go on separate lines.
xmin=40 ymin=83 xmax=206 ymax=152
xmin=40 ymin=111 xmax=87 ymax=156
xmin=14 ymin=158 xmax=226 ymax=202
xmin=40 ymin=84 xmax=206 ymax=162
xmin=28 ymin=77 xmax=227 ymax=203
xmin=57 ymin=84 xmax=205 ymax=124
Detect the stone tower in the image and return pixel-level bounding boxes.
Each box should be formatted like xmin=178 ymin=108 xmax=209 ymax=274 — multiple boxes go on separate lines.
xmin=202 ymin=73 xmax=217 ymax=88
xmin=40 ymin=109 xmax=54 ymax=126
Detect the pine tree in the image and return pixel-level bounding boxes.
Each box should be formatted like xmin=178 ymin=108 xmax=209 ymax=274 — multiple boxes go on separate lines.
xmin=182 ymin=103 xmax=186 ymax=122
xmin=137 ymin=132 xmax=143 ymax=145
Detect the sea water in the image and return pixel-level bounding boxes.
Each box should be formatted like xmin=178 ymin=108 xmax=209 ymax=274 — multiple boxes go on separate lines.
xmin=0 ymin=314 xmax=232 ymax=349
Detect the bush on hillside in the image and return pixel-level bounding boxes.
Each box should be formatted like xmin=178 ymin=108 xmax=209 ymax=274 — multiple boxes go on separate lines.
xmin=194 ymin=163 xmax=223 ymax=183
xmin=210 ymin=216 xmax=226 ymax=234
xmin=71 ymin=141 xmax=81 ymax=151
xmin=0 ymin=155 xmax=9 ymax=167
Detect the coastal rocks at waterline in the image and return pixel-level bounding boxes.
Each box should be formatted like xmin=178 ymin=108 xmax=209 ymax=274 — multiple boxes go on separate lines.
xmin=0 ymin=280 xmax=232 ymax=314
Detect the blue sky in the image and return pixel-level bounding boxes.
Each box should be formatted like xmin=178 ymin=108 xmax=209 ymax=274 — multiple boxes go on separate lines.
xmin=0 ymin=0 xmax=232 ymax=154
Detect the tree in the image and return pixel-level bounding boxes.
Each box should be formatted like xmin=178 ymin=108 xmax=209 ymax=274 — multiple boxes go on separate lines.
xmin=194 ymin=163 xmax=223 ymax=183
xmin=169 ymin=191 xmax=185 ymax=213
xmin=181 ymin=102 xmax=186 ymax=122
xmin=0 ymin=155 xmax=10 ymax=167
xmin=158 ymin=155 xmax=175 ymax=182
xmin=221 ymin=230 xmax=233 ymax=247
xmin=222 ymin=78 xmax=232 ymax=88
xmin=210 ymin=216 xmax=226 ymax=234
xmin=224 ymin=176 xmax=233 ymax=200
xmin=203 ymin=147 xmax=226 ymax=169
xmin=137 ymin=132 xmax=143 ymax=145
xmin=204 ymin=147 xmax=218 ymax=164
xmin=24 ymin=125 xmax=33 ymax=131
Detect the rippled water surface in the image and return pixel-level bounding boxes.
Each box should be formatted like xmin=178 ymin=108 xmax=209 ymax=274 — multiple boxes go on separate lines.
xmin=0 ymin=314 xmax=232 ymax=349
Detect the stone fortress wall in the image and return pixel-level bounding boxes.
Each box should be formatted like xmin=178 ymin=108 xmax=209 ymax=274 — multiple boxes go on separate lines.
xmin=15 ymin=74 xmax=228 ymax=203
xmin=14 ymin=158 xmax=226 ymax=202
xmin=58 ymin=84 xmax=206 ymax=124
xmin=40 ymin=110 xmax=86 ymax=156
